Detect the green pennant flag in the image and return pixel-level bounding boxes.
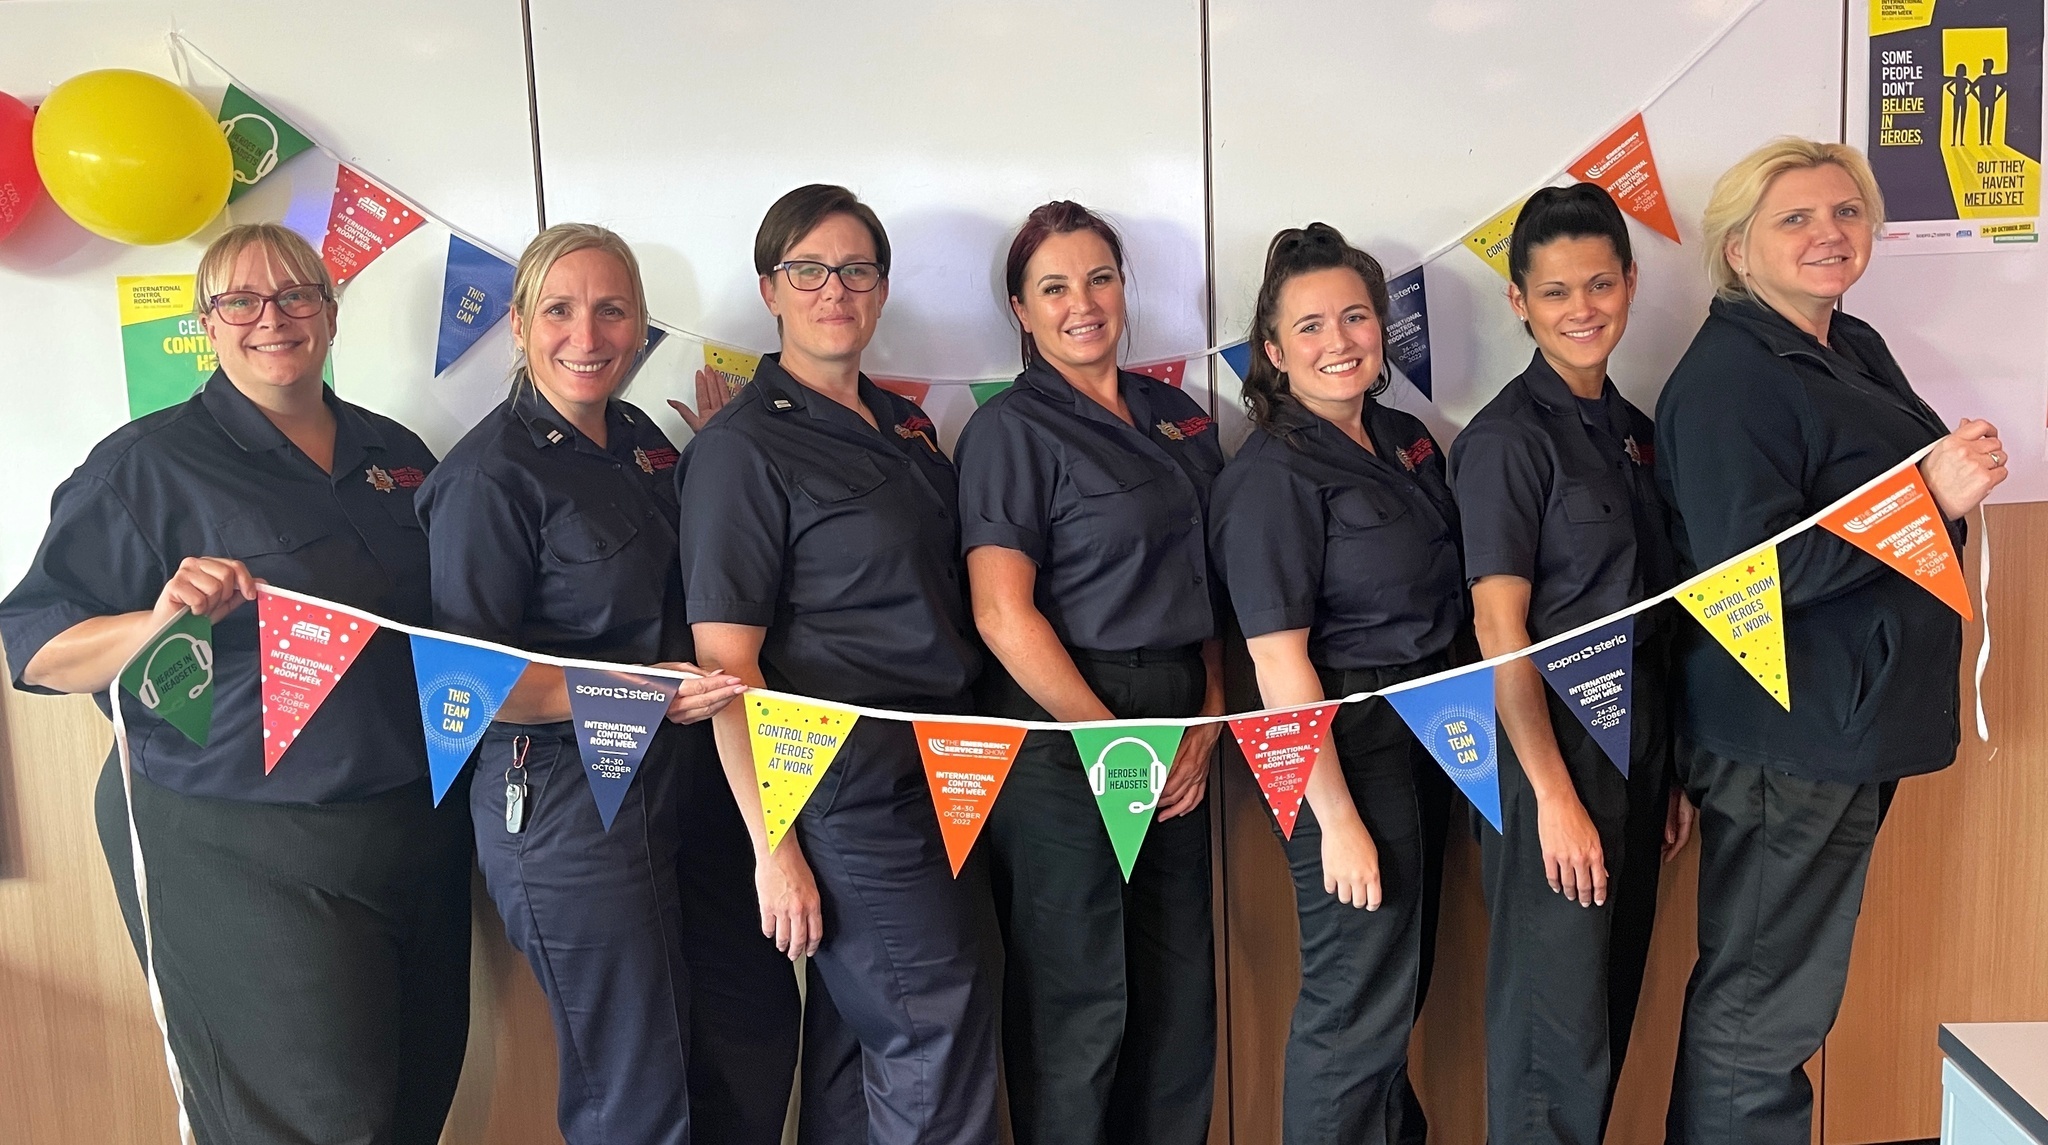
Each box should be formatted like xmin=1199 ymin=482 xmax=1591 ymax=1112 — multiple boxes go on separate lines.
xmin=1070 ymin=723 xmax=1186 ymax=880
xmin=118 ymin=611 xmax=216 ymax=746
xmin=969 ymin=380 xmax=1011 ymax=406
xmin=218 ymin=85 xmax=315 ymax=203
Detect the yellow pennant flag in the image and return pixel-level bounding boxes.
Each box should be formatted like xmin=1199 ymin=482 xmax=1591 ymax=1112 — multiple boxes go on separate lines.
xmin=704 ymin=342 xmax=762 ymax=391
xmin=1678 ymin=545 xmax=1791 ymax=710
xmin=1462 ymin=195 xmax=1531 ymax=280
xmin=747 ymin=694 xmax=858 ymax=850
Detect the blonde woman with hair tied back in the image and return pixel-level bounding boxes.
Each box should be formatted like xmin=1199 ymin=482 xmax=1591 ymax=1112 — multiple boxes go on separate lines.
xmin=417 ymin=223 xmax=800 ymax=1145
xmin=1655 ymin=137 xmax=2006 ymax=1144
xmin=0 ymin=222 xmax=472 ymax=1143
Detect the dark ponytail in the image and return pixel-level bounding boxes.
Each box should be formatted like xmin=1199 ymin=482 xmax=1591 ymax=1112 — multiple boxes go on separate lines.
xmin=1241 ymin=222 xmax=1392 ymax=433
xmin=1506 ymin=182 xmax=1632 ymax=291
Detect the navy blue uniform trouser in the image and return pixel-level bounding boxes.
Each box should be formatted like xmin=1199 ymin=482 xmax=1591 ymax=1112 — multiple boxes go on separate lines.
xmin=981 ymin=648 xmax=1216 ymax=1145
xmin=783 ymin=715 xmax=1002 ymax=1145
xmin=472 ymin=720 xmax=799 ymax=1145
xmin=97 ymin=754 xmax=473 ymax=1145
xmin=1480 ymin=637 xmax=1671 ymax=1145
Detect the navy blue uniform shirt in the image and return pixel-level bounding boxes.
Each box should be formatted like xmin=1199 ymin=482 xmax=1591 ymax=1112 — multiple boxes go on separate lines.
xmin=953 ymin=358 xmax=1223 ymax=652
xmin=1210 ymin=396 xmax=1464 ymax=670
xmin=416 ymin=382 xmax=688 ymax=664
xmin=677 ymin=354 xmax=980 ymax=710
xmin=0 ymin=372 xmax=436 ymax=804
xmin=1451 ymin=349 xmax=1677 ymax=642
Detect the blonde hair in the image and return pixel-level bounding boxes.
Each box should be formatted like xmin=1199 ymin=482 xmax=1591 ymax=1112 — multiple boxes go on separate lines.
xmin=192 ymin=223 xmax=335 ymax=314
xmin=510 ymin=223 xmax=649 ymax=382
xmin=1700 ymin=137 xmax=1886 ymax=300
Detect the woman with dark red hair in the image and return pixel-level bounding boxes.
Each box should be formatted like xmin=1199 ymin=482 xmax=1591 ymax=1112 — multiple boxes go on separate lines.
xmin=955 ymin=201 xmax=1224 ymax=1145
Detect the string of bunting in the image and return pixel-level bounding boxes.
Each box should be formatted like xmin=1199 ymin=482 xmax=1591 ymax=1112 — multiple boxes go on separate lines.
xmin=116 ymin=441 xmax=1985 ymax=884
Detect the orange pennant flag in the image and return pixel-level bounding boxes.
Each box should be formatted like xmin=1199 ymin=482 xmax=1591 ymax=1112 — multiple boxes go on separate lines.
xmin=1819 ymin=466 xmax=1973 ymax=619
xmin=913 ymin=721 xmax=1028 ymax=875
xmin=1570 ymin=112 xmax=1681 ymax=244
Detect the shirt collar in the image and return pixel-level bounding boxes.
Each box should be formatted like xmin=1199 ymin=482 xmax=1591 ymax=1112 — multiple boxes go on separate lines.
xmin=1016 ymin=356 xmax=1150 ymax=432
xmin=1519 ymin=348 xmax=1613 ymax=426
xmin=752 ymin=352 xmax=895 ymax=430
xmin=200 ymin=369 xmax=385 ymax=457
xmin=511 ymin=378 xmax=637 ymax=455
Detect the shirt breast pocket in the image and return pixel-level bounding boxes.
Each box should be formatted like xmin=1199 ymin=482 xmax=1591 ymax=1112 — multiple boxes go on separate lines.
xmin=1062 ymin=456 xmax=1170 ymax=555
xmin=1327 ymin=488 xmax=1410 ymax=533
xmin=1560 ymin=481 xmax=1625 ymax=528
xmin=214 ymin=515 xmax=334 ymax=585
xmin=542 ymin=507 xmax=641 ymax=565
xmin=794 ymin=453 xmax=914 ymax=553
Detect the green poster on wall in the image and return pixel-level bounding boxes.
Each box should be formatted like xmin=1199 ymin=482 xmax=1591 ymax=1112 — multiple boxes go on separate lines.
xmin=119 ymin=275 xmax=215 ymax=419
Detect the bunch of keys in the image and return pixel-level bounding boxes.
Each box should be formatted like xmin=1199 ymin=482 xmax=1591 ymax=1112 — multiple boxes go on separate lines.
xmin=504 ymin=735 xmax=531 ymax=834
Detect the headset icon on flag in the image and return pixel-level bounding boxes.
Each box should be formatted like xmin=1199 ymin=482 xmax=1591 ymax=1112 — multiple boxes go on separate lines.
xmin=138 ymin=632 xmax=213 ymax=711
xmin=1087 ymin=736 xmax=1169 ymax=815
xmin=221 ymin=112 xmax=281 ymax=185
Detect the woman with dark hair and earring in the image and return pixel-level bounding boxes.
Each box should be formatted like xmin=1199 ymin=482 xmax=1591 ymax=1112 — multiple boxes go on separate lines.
xmin=679 ymin=184 xmax=999 ymax=1145
xmin=954 ymin=200 xmax=1225 ymax=1145
xmin=1208 ymin=223 xmax=1462 ymax=1145
xmin=1447 ymin=183 xmax=1689 ymax=1145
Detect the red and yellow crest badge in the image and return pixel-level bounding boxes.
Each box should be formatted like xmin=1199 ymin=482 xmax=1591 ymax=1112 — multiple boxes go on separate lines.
xmin=364 ymin=464 xmax=397 ymax=493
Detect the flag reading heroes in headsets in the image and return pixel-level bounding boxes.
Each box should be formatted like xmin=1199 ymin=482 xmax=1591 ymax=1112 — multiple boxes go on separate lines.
xmin=914 ymin=721 xmax=1027 ymax=875
xmin=435 ymin=234 xmax=517 ymax=375
xmin=410 ymin=634 xmax=528 ymax=804
xmin=1819 ymin=465 xmax=1973 ymax=619
xmin=258 ymin=591 xmax=378 ymax=773
xmin=749 ymin=695 xmax=858 ymax=851
xmin=217 ymin=85 xmax=313 ymax=204
xmin=1071 ymin=724 xmax=1186 ymax=880
xmin=1535 ymin=615 xmax=1635 ymax=777
xmin=563 ymin=666 xmax=676 ymax=831
xmin=1385 ymin=668 xmax=1504 ymax=831
xmin=118 ymin=610 xmax=215 ymax=747
xmin=1226 ymin=704 xmax=1339 ymax=839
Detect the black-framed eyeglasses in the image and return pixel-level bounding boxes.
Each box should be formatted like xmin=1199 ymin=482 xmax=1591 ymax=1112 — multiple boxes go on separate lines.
xmin=206 ymin=283 xmax=332 ymax=325
xmin=771 ymin=260 xmax=885 ymax=293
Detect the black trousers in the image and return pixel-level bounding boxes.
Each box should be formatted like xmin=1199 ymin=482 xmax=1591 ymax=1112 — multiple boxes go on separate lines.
xmin=1480 ymin=643 xmax=1671 ymax=1145
xmin=472 ymin=721 xmax=798 ymax=1145
xmin=1664 ymin=745 xmax=1891 ymax=1145
xmin=788 ymin=715 xmax=1002 ymax=1145
xmin=981 ymin=649 xmax=1216 ymax=1145
xmin=96 ymin=753 xmax=473 ymax=1145
xmin=1274 ymin=659 xmax=1446 ymax=1145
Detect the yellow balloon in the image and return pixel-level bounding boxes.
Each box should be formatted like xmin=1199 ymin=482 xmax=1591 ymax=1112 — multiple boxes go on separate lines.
xmin=32 ymin=69 xmax=233 ymax=245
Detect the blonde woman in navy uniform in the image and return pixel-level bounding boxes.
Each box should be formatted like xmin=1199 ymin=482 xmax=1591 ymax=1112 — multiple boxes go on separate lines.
xmin=418 ymin=224 xmax=797 ymax=1145
xmin=956 ymin=200 xmax=1225 ymax=1145
xmin=1209 ymin=223 xmax=1463 ymax=1145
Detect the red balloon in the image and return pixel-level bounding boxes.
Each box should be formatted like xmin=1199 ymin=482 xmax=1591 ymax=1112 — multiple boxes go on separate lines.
xmin=0 ymin=90 xmax=40 ymax=242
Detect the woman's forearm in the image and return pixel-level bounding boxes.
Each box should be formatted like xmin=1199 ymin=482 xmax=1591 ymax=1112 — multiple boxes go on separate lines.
xmin=22 ymin=610 xmax=166 ymax=695
xmin=494 ymin=663 xmax=571 ymax=724
xmin=979 ymin=607 xmax=1114 ymax=724
xmin=1246 ymin=629 xmax=1360 ymax=830
xmin=1472 ymin=576 xmax=1575 ymax=805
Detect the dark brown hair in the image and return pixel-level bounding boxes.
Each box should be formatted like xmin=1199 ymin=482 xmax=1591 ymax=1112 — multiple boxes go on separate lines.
xmin=1004 ymin=200 xmax=1127 ymax=365
xmin=1241 ymin=222 xmax=1392 ymax=431
xmin=753 ymin=184 xmax=892 ymax=277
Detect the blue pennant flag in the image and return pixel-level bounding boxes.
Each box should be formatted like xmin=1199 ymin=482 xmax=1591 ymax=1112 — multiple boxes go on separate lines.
xmin=410 ymin=634 xmax=529 ymax=804
xmin=623 ymin=324 xmax=668 ymax=387
xmin=563 ymin=666 xmax=677 ymax=831
xmin=435 ymin=235 xmax=518 ymax=375
xmin=1384 ymin=266 xmax=1433 ymax=400
xmin=1535 ymin=615 xmax=1635 ymax=777
xmin=1384 ymin=667 xmax=1503 ymax=832
xmin=1218 ymin=339 xmax=1253 ymax=382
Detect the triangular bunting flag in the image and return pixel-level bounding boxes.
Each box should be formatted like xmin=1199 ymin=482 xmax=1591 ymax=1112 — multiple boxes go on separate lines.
xmin=1218 ymin=340 xmax=1253 ymax=382
xmin=1130 ymin=359 xmax=1187 ymax=388
xmin=320 ymin=165 xmax=424 ymax=285
xmin=874 ymin=377 xmax=933 ymax=405
xmin=748 ymin=694 xmax=858 ymax=851
xmin=1570 ymin=112 xmax=1682 ymax=244
xmin=704 ymin=342 xmax=762 ymax=391
xmin=563 ymin=667 xmax=678 ymax=831
xmin=435 ymin=235 xmax=517 ymax=375
xmin=969 ymin=379 xmax=1011 ymax=407
xmin=622 ymin=325 xmax=668 ymax=389
xmin=1385 ymin=669 xmax=1504 ymax=832
xmin=1534 ymin=615 xmax=1636 ymax=777
xmin=259 ymin=591 xmax=379 ymax=773
xmin=118 ymin=610 xmax=215 ymax=747
xmin=1462 ymin=195 xmax=1531 ymax=280
xmin=1819 ymin=466 xmax=1972 ymax=619
xmin=1070 ymin=723 xmax=1186 ymax=880
xmin=217 ymin=85 xmax=314 ymax=204
xmin=410 ymin=634 xmax=530 ymax=804
xmin=1678 ymin=546 xmax=1791 ymax=710
xmin=1383 ymin=266 xmax=1433 ymax=400
xmin=1226 ymin=704 xmax=1338 ymax=838
xmin=913 ymin=721 xmax=1027 ymax=875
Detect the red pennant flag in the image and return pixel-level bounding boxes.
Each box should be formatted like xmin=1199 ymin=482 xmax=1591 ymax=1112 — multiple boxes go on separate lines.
xmin=913 ymin=721 xmax=1027 ymax=875
xmin=1226 ymin=703 xmax=1339 ymax=838
xmin=258 ymin=591 xmax=379 ymax=773
xmin=1819 ymin=466 xmax=1973 ymax=619
xmin=1130 ymin=359 xmax=1187 ymax=388
xmin=321 ymin=165 xmax=425 ymax=285
xmin=1570 ymin=113 xmax=1681 ymax=244
xmin=872 ymin=377 xmax=932 ymax=406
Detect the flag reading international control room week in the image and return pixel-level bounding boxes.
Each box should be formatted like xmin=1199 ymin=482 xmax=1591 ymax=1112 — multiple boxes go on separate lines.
xmin=1678 ymin=545 xmax=1790 ymax=710
xmin=1226 ymin=703 xmax=1339 ymax=839
xmin=749 ymin=694 xmax=857 ymax=851
xmin=564 ymin=667 xmax=678 ymax=831
xmin=1819 ymin=464 xmax=1973 ymax=618
xmin=914 ymin=721 xmax=1027 ymax=875
xmin=257 ymin=591 xmax=379 ymax=773
xmin=1534 ymin=615 xmax=1636 ymax=777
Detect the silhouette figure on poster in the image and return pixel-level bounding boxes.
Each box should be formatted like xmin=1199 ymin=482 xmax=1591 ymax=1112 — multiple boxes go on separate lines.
xmin=1946 ymin=63 xmax=1976 ymax=145
xmin=1972 ymin=58 xmax=2009 ymax=146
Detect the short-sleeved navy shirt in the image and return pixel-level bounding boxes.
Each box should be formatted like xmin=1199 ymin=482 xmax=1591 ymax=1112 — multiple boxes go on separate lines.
xmin=415 ymin=382 xmax=688 ymax=665
xmin=1210 ymin=396 xmax=1465 ymax=670
xmin=0 ymin=372 xmax=437 ymax=804
xmin=677 ymin=354 xmax=980 ymax=710
xmin=1450 ymin=350 xmax=1677 ymax=641
xmin=953 ymin=359 xmax=1223 ymax=652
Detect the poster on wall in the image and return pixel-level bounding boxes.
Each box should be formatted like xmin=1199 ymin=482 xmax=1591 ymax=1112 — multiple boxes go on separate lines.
xmin=1866 ymin=0 xmax=2044 ymax=253
xmin=118 ymin=275 xmax=215 ymax=418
